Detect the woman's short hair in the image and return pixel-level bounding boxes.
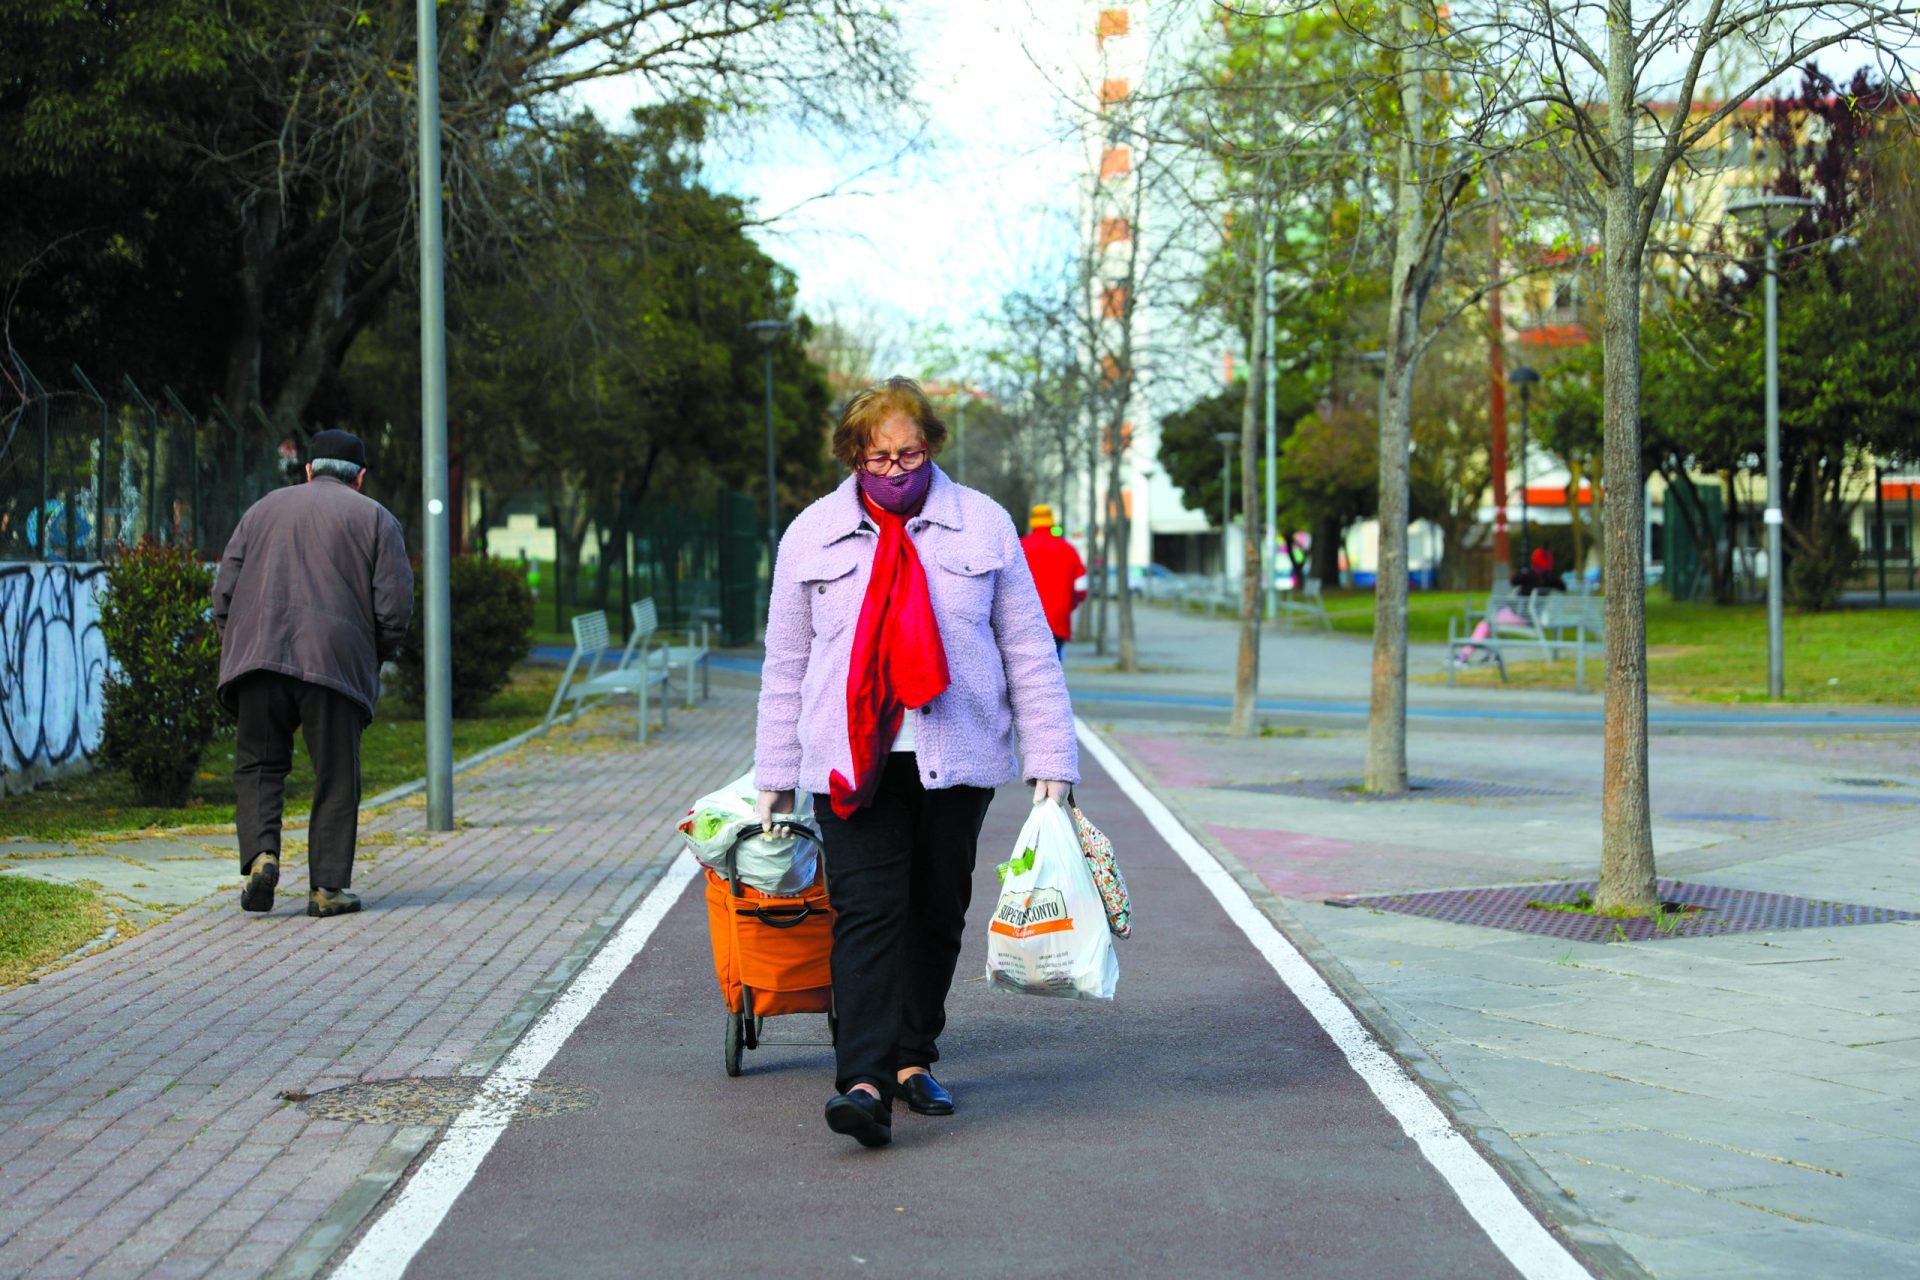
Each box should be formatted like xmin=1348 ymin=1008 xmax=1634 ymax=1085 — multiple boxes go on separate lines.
xmin=831 ymin=377 xmax=949 ymax=468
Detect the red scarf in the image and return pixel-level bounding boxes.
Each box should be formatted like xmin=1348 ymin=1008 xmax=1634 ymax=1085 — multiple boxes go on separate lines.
xmin=828 ymin=496 xmax=951 ymax=817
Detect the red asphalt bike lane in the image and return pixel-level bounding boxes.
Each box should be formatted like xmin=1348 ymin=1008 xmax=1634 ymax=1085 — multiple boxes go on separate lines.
xmin=378 ymin=744 xmax=1581 ymax=1279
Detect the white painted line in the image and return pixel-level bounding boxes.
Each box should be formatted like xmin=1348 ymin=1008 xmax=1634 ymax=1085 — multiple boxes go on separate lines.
xmin=332 ymin=850 xmax=703 ymax=1280
xmin=1075 ymin=719 xmax=1592 ymax=1280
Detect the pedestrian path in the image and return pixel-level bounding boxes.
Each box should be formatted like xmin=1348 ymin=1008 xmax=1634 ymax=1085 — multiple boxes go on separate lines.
xmin=335 ymin=724 xmax=1591 ymax=1280
xmin=1097 ymin=709 xmax=1920 ymax=1278
xmin=0 ymin=692 xmax=759 ymax=1280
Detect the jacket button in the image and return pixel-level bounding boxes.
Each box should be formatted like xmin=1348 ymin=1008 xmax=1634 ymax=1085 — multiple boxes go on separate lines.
xmin=817 ymin=584 xmax=827 ymax=594
xmin=928 ymin=770 xmax=938 ymax=779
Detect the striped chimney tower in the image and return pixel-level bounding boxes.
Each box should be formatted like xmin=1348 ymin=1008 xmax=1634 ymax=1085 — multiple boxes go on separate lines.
xmin=1083 ymin=4 xmax=1151 ymax=570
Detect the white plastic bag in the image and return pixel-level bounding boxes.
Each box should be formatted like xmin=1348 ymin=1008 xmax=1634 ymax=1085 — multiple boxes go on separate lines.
xmin=677 ymin=770 xmax=820 ymax=895
xmin=985 ymin=799 xmax=1118 ymax=1001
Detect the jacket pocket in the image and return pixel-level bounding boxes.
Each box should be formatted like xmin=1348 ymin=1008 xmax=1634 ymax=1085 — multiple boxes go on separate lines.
xmin=932 ymin=549 xmax=1002 ymax=622
xmin=801 ymin=553 xmax=865 ymax=641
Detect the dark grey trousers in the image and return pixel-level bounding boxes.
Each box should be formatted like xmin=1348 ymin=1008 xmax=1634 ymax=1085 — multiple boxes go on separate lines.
xmin=813 ymin=755 xmax=993 ymax=1107
xmin=232 ymin=671 xmax=364 ymax=890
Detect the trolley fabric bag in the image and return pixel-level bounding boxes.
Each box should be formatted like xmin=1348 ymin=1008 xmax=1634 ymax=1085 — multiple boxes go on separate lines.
xmin=703 ymin=868 xmax=833 ymax=1017
xmin=985 ymin=799 xmax=1118 ymax=1001
xmin=1070 ymin=802 xmax=1131 ymax=939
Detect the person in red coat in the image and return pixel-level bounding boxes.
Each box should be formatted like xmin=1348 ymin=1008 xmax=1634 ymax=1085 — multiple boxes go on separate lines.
xmin=1019 ymin=504 xmax=1085 ymax=659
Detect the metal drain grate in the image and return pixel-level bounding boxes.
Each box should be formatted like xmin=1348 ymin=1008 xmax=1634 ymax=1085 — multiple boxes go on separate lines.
xmin=300 ymin=1077 xmax=597 ymax=1126
xmin=1329 ymin=879 xmax=1920 ymax=942
xmin=1220 ymin=776 xmax=1568 ymax=802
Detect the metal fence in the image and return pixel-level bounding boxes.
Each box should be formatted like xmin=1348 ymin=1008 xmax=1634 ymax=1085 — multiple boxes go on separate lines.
xmin=538 ymin=489 xmax=767 ymax=648
xmin=1 ymin=359 xmax=291 ymax=562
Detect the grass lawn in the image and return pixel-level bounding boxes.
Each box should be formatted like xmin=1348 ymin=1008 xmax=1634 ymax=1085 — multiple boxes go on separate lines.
xmin=0 ymin=665 xmax=562 ymax=842
xmin=0 ymin=877 xmax=108 ymax=986
xmin=1419 ymin=595 xmax=1920 ymax=703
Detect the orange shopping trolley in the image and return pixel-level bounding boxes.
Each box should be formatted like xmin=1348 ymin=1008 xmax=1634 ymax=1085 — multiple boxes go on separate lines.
xmin=704 ymin=820 xmax=836 ymax=1076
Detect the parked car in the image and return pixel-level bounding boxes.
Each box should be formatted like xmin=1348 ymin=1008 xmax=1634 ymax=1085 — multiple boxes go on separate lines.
xmin=1099 ymin=563 xmax=1178 ymax=598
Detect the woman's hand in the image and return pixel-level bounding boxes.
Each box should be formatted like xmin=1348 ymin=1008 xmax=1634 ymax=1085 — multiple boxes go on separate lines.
xmin=755 ymin=789 xmax=797 ymax=833
xmin=1032 ymin=779 xmax=1071 ymax=807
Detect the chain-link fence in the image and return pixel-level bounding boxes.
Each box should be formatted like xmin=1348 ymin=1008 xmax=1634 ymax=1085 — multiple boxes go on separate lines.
xmin=1 ymin=359 xmax=295 ymax=562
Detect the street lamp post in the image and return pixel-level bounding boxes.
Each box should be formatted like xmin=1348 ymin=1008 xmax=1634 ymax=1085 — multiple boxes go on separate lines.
xmin=1510 ymin=366 xmax=1540 ymax=568
xmin=746 ymin=319 xmax=789 ymax=578
xmin=1215 ymin=431 xmax=1237 ymax=590
xmin=1728 ymin=195 xmax=1817 ymax=700
xmin=416 ymin=0 xmax=453 ymax=831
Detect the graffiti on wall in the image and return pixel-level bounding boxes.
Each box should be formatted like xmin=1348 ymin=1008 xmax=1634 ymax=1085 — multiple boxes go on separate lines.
xmin=1 ymin=562 xmax=109 ymax=794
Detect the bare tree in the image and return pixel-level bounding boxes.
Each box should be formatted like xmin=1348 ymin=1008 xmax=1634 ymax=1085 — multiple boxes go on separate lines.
xmin=1500 ymin=0 xmax=1920 ymax=910
xmin=194 ymin=0 xmax=914 ymax=433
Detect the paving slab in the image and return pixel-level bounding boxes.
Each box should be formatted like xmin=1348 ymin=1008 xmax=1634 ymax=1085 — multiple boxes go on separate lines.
xmin=0 ymin=691 xmax=760 ymax=1278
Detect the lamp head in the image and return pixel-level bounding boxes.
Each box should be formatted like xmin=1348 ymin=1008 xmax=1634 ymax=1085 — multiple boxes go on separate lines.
xmin=746 ymin=318 xmax=790 ymax=347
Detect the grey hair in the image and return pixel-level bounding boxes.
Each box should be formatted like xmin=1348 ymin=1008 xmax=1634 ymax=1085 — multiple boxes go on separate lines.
xmin=310 ymin=457 xmax=365 ymax=481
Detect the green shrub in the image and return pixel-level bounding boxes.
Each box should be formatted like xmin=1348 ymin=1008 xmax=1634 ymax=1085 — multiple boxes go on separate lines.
xmin=97 ymin=539 xmax=226 ymax=806
xmin=1787 ymin=516 xmax=1859 ymax=612
xmin=391 ymin=554 xmax=534 ymax=716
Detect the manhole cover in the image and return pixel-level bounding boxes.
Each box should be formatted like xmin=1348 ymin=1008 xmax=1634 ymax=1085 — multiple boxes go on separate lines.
xmin=1219 ymin=776 xmax=1567 ymax=802
xmin=1329 ymin=879 xmax=1920 ymax=942
xmin=300 ymin=1077 xmax=598 ymax=1125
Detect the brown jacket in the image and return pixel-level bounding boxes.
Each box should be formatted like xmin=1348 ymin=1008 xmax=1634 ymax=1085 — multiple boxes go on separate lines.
xmin=212 ymin=476 xmax=413 ymax=719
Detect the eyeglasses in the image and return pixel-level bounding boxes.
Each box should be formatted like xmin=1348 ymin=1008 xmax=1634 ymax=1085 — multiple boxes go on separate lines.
xmin=859 ymin=447 xmax=929 ymax=476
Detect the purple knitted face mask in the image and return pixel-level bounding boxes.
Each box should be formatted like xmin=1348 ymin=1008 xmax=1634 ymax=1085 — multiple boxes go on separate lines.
xmin=857 ymin=463 xmax=933 ymax=514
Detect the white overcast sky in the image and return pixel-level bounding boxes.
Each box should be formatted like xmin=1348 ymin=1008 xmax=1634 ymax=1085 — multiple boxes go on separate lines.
xmin=577 ymin=2 xmax=1096 ymax=364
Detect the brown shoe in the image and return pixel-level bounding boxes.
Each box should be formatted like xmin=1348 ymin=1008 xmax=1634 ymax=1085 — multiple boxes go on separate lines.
xmin=306 ymin=888 xmax=362 ymax=918
xmin=241 ymin=855 xmax=279 ymax=913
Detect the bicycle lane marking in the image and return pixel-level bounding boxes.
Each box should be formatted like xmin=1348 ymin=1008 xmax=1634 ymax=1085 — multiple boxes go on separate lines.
xmin=329 ymin=849 xmax=704 ymax=1280
xmin=1076 ymin=716 xmax=1593 ymax=1280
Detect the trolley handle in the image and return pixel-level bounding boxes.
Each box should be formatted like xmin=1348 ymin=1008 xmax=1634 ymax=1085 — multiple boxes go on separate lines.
xmin=742 ymin=903 xmax=817 ymax=929
xmin=723 ymin=818 xmax=823 ymax=901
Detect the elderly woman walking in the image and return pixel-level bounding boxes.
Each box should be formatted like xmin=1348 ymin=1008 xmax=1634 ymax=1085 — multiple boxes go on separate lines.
xmin=754 ymin=377 xmax=1078 ymax=1149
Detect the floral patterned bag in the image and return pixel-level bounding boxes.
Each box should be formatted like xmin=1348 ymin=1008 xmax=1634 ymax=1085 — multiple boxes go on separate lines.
xmin=1069 ymin=801 xmax=1131 ymax=939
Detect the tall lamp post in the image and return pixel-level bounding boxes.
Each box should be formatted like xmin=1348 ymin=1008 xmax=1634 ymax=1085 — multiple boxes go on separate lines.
xmin=415 ymin=0 xmax=453 ymax=831
xmin=746 ymin=319 xmax=789 ymax=577
xmin=1509 ymin=366 xmax=1540 ymax=568
xmin=1728 ymin=195 xmax=1817 ymax=701
xmin=1215 ymin=431 xmax=1238 ymax=590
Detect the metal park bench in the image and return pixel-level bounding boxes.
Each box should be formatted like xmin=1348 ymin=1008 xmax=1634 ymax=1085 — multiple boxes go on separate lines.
xmin=542 ymin=608 xmax=671 ymax=743
xmin=1448 ymin=591 xmax=1606 ymax=692
xmin=636 ymin=598 xmax=711 ymax=705
xmin=1273 ymin=577 xmax=1332 ymax=630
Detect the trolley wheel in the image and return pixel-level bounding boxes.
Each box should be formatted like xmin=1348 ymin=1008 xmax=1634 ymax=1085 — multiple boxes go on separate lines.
xmin=724 ymin=1011 xmax=744 ymax=1077
xmin=742 ymin=991 xmax=759 ymax=1050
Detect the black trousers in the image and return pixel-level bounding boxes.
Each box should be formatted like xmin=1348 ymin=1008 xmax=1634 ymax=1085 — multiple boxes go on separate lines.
xmin=232 ymin=671 xmax=365 ymax=890
xmin=814 ymin=754 xmax=993 ymax=1107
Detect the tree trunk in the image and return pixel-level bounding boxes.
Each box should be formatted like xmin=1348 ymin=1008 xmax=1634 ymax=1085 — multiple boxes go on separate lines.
xmin=1364 ymin=0 xmax=1428 ymax=795
xmin=1596 ymin=10 xmax=1659 ymax=915
xmin=1110 ymin=429 xmax=1138 ymax=673
xmin=1230 ymin=215 xmax=1267 ymax=736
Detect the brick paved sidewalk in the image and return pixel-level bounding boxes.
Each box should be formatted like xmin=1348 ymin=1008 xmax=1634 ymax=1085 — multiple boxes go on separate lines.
xmin=0 ymin=689 xmax=758 ymax=1280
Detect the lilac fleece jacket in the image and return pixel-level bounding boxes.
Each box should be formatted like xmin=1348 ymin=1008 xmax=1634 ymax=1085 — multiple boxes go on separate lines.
xmin=755 ymin=466 xmax=1079 ymax=797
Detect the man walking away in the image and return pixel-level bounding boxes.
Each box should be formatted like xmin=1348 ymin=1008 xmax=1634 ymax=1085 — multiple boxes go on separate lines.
xmin=1018 ymin=504 xmax=1086 ymax=660
xmin=213 ymin=430 xmax=413 ymax=918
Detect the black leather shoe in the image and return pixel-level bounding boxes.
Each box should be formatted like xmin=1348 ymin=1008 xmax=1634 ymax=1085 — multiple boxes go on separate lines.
xmin=240 ymin=855 xmax=278 ymax=913
xmin=897 ymin=1073 xmax=954 ymax=1116
xmin=824 ymin=1091 xmax=892 ymax=1148
xmin=307 ymin=888 xmax=362 ymax=918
